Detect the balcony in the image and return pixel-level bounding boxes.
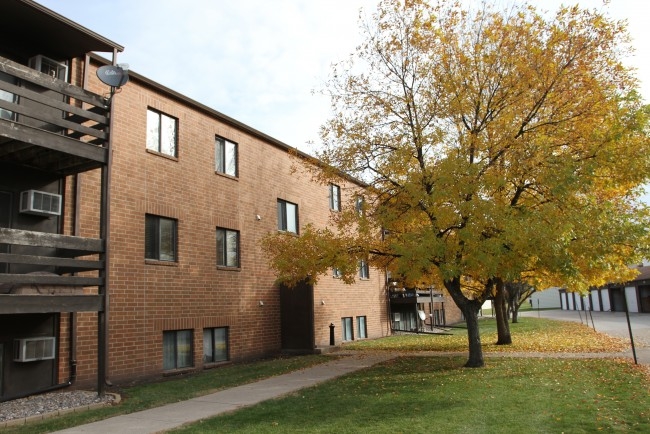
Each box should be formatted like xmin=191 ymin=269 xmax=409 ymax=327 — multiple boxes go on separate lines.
xmin=0 ymin=55 xmax=109 ymax=314
xmin=0 ymin=228 xmax=105 ymax=313
xmin=0 ymin=55 xmax=110 ymax=175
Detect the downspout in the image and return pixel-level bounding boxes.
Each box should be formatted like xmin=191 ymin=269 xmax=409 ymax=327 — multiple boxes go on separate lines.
xmin=66 ymin=53 xmax=94 ymax=386
xmin=66 ymin=53 xmax=95 ymax=386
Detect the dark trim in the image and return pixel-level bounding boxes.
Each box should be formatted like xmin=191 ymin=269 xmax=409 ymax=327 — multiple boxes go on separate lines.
xmin=4 ymin=0 xmax=123 ymax=55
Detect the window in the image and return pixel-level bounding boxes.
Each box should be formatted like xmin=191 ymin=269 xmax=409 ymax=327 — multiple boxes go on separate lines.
xmin=341 ymin=317 xmax=353 ymax=341
xmin=145 ymin=214 xmax=177 ymax=262
xmin=203 ymin=327 xmax=228 ymax=363
xmin=332 ymin=267 xmax=342 ymax=279
xmin=163 ymin=330 xmax=193 ymax=370
xmin=0 ymin=72 xmax=16 ymax=121
xmin=355 ymin=195 xmax=365 ymax=216
xmin=216 ymin=228 xmax=239 ymax=267
xmin=357 ymin=316 xmax=367 ymax=339
xmin=146 ymin=108 xmax=177 ymax=157
xmin=359 ymin=259 xmax=369 ymax=279
xmin=215 ymin=136 xmax=238 ymax=177
xmin=277 ymin=199 xmax=298 ymax=233
xmin=329 ymin=184 xmax=341 ymax=211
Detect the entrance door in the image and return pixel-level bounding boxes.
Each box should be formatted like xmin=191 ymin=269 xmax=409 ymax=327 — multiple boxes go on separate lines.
xmin=639 ymin=286 xmax=650 ymax=313
xmin=279 ymin=280 xmax=314 ymax=351
xmin=610 ymin=288 xmax=626 ymax=312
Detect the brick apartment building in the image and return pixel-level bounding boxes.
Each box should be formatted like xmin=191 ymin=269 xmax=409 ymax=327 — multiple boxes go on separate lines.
xmin=0 ymin=0 xmax=398 ymax=401
xmin=80 ymin=52 xmax=391 ymax=386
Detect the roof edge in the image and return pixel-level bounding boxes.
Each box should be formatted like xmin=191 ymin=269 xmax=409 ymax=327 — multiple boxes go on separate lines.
xmin=89 ymin=54 xmax=366 ymax=188
xmin=25 ymin=0 xmax=124 ymax=53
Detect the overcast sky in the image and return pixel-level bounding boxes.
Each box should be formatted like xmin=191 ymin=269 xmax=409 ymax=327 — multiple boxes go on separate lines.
xmin=35 ymin=0 xmax=650 ymax=156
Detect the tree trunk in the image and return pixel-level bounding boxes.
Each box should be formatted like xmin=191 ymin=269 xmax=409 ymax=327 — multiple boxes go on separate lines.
xmin=444 ymin=278 xmax=484 ymax=367
xmin=511 ymin=304 xmax=519 ymax=323
xmin=460 ymin=301 xmax=484 ymax=367
xmin=494 ymin=278 xmax=512 ymax=345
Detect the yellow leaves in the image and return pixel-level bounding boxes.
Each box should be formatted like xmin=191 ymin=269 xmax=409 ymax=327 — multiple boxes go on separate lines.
xmin=346 ymin=318 xmax=628 ymax=354
xmin=269 ymin=0 xmax=650 ymax=304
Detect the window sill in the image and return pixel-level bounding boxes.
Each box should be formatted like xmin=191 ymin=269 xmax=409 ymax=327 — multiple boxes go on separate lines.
xmin=203 ymin=360 xmax=231 ymax=369
xmin=215 ymin=171 xmax=238 ymax=181
xmin=145 ymin=259 xmax=179 ymax=267
xmin=162 ymin=367 xmax=195 ymax=377
xmin=277 ymin=230 xmax=299 ymax=237
xmin=216 ymin=265 xmax=241 ymax=272
xmin=146 ymin=148 xmax=178 ymax=161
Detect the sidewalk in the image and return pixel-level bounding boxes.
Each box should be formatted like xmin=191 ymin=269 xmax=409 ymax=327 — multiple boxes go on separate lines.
xmin=54 ymin=309 xmax=649 ymax=433
xmin=52 ymin=352 xmax=395 ymax=434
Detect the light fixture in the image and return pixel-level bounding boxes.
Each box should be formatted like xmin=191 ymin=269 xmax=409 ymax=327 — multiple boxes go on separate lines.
xmin=259 ymin=300 xmax=264 ymax=306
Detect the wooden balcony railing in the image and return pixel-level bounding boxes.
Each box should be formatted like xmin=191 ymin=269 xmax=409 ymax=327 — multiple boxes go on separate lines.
xmin=0 ymin=55 xmax=110 ymax=175
xmin=0 ymin=228 xmax=105 ymax=314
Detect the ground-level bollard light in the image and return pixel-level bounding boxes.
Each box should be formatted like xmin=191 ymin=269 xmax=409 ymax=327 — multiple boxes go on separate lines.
xmin=329 ymin=323 xmax=335 ymax=345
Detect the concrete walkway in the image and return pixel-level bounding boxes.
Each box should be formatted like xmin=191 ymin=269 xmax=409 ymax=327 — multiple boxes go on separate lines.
xmin=52 ymin=352 xmax=395 ymax=434
xmin=53 ymin=309 xmax=649 ymax=433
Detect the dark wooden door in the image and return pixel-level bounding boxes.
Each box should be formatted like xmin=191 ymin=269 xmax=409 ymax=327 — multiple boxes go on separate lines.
xmin=279 ymin=280 xmax=314 ymax=351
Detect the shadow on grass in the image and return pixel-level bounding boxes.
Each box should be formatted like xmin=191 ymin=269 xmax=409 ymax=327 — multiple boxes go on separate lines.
xmin=170 ymin=356 xmax=650 ymax=434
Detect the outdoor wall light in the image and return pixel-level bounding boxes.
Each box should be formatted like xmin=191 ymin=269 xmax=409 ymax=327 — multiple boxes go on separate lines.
xmin=321 ymin=300 xmax=325 ymax=305
xmin=259 ymin=300 xmax=264 ymax=306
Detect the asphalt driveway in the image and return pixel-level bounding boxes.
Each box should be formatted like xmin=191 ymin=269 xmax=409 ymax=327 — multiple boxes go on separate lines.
xmin=520 ymin=308 xmax=650 ymax=365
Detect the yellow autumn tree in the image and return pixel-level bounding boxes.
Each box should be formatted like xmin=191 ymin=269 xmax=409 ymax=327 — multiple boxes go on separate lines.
xmin=261 ymin=0 xmax=650 ymax=367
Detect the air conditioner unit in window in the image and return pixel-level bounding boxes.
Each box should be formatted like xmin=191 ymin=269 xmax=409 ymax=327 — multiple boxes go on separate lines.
xmin=28 ymin=55 xmax=68 ymax=81
xmin=19 ymin=190 xmax=62 ymax=216
xmin=13 ymin=337 xmax=56 ymax=362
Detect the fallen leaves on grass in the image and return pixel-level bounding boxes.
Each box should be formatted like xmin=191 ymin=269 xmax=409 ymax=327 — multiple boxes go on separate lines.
xmin=344 ymin=318 xmax=629 ymax=354
xmin=482 ymin=320 xmax=629 ymax=353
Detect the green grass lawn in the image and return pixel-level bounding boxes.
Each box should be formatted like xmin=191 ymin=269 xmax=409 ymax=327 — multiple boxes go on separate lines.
xmin=2 ymin=355 xmax=332 ymax=434
xmin=4 ymin=317 xmax=646 ymax=433
xmin=168 ymin=318 xmax=648 ymax=433
xmin=170 ymin=356 xmax=650 ymax=434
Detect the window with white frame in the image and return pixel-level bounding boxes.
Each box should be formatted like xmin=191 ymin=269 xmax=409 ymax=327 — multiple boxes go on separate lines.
xmin=341 ymin=317 xmax=353 ymax=341
xmin=329 ymin=184 xmax=341 ymax=211
xmin=215 ymin=136 xmax=237 ymax=177
xmin=359 ymin=259 xmax=369 ymax=279
xmin=146 ymin=108 xmax=177 ymax=157
xmin=216 ymin=228 xmax=239 ymax=268
xmin=357 ymin=316 xmax=367 ymax=339
xmin=203 ymin=327 xmax=228 ymax=363
xmin=332 ymin=267 xmax=342 ymax=278
xmin=145 ymin=214 xmax=177 ymax=262
xmin=163 ymin=330 xmax=193 ymax=370
xmin=277 ymin=199 xmax=298 ymax=234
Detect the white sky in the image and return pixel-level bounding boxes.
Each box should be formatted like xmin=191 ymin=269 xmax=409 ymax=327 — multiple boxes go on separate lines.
xmin=35 ymin=0 xmax=650 ymax=156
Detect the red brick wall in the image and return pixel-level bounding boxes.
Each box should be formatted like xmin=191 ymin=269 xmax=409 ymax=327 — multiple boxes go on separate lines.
xmin=70 ymin=60 xmax=390 ymax=386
